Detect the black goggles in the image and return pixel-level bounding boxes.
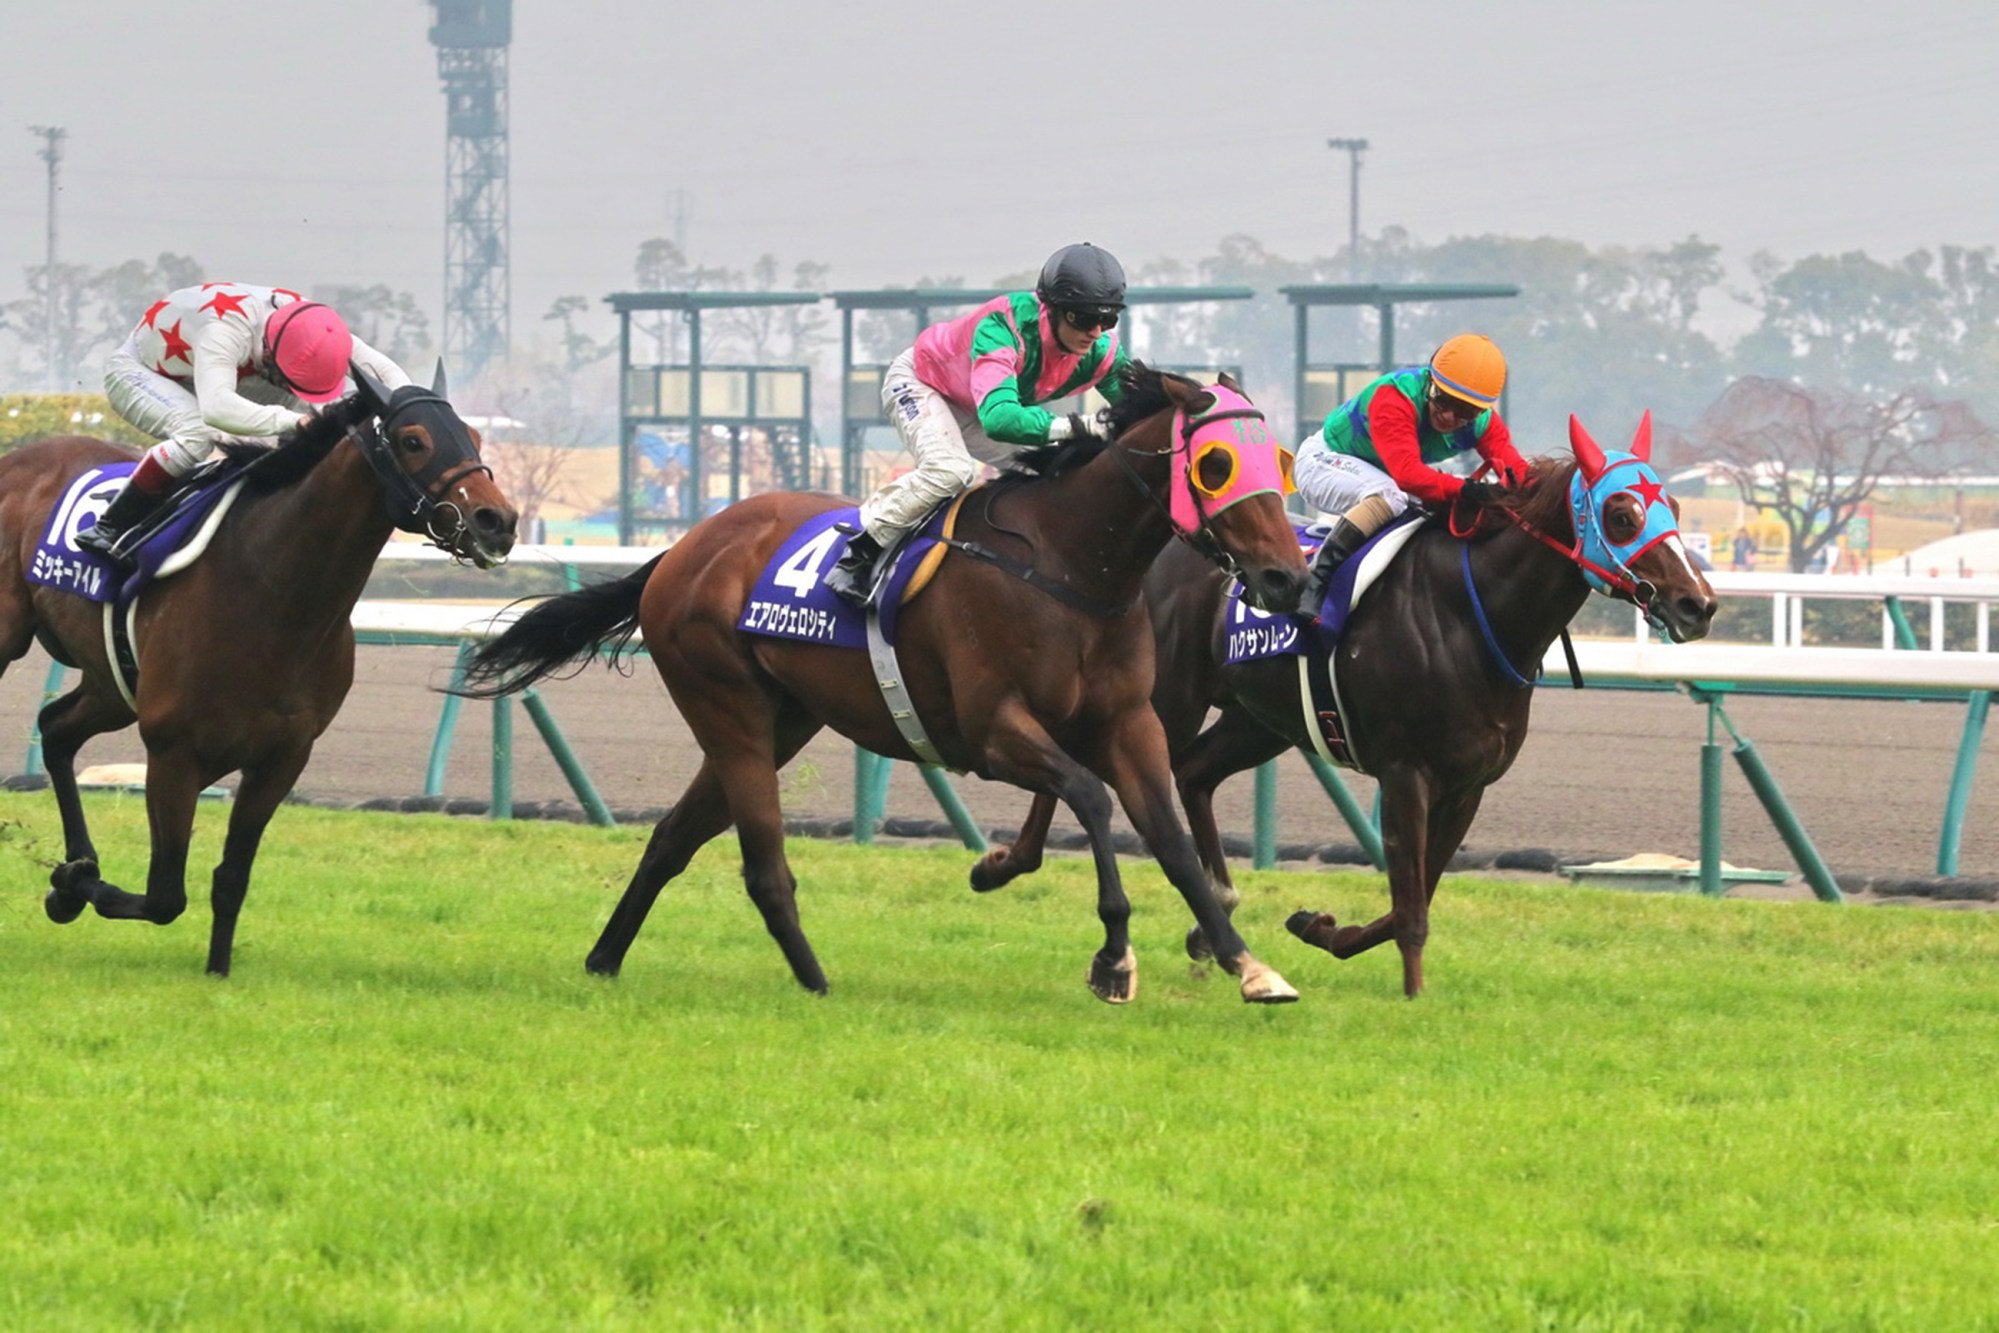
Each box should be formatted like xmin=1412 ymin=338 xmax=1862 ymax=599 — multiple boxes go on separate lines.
xmin=1059 ymin=307 xmax=1119 ymax=333
xmin=1428 ymin=389 xmax=1484 ymax=419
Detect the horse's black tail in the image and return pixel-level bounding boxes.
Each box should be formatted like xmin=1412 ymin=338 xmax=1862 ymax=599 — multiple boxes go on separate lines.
xmin=456 ymin=553 xmax=664 ymax=698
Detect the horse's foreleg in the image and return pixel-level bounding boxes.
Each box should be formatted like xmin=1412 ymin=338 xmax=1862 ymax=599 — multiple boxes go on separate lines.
xmin=1287 ymin=766 xmax=1437 ymax=996
xmin=36 ymin=686 xmax=133 ymax=924
xmin=205 ymin=746 xmax=312 ymax=976
xmin=979 ymin=708 xmax=1135 ymax=1004
xmin=1380 ymin=767 xmax=1433 ymax=997
xmin=1098 ymin=712 xmax=1296 ymax=1004
xmin=1173 ymin=708 xmax=1288 ymax=961
xmin=969 ymin=792 xmax=1055 ymax=893
xmin=587 ymin=760 xmax=735 ymax=977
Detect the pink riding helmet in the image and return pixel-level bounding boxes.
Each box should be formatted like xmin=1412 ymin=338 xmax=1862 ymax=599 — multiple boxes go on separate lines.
xmin=263 ymin=301 xmax=354 ymax=403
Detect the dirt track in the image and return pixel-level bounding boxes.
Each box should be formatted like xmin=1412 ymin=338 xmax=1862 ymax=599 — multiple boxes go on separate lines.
xmin=3 ymin=638 xmax=1992 ymax=888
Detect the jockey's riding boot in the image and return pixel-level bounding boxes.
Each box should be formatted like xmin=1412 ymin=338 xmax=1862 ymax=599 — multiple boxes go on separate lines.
xmin=826 ymin=530 xmax=886 ymax=608
xmin=74 ymin=482 xmax=172 ymax=568
xmin=1303 ymin=495 xmax=1396 ymax=615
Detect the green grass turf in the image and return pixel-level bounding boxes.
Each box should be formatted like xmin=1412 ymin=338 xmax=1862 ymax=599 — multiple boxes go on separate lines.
xmin=2 ymin=792 xmax=1995 ymax=1329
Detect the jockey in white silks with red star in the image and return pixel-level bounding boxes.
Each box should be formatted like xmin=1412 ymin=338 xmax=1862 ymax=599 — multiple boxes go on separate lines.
xmin=79 ymin=282 xmax=412 ymax=564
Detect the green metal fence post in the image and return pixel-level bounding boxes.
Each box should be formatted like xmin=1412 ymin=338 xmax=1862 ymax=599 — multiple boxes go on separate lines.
xmin=1695 ymin=689 xmax=1725 ymax=897
xmin=25 ymin=659 xmax=67 ymax=777
xmin=1300 ymin=750 xmax=1386 ymax=870
xmin=1883 ymin=596 xmax=1919 ymax=650
xmin=425 ymin=641 xmax=477 ymax=796
xmin=490 ymin=694 xmax=513 ymax=821
xmin=520 ymin=687 xmax=615 ymax=827
xmin=1690 ymin=692 xmax=1839 ymax=903
xmin=1253 ymin=761 xmax=1278 ymax=868
xmin=1937 ymin=689 xmax=1990 ymax=877
xmin=853 ymin=748 xmax=889 ymax=844
xmin=918 ymin=765 xmax=989 ymax=852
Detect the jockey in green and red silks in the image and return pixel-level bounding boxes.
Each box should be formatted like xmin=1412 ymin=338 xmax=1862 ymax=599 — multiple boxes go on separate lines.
xmin=1291 ymin=333 xmax=1532 ymax=607
xmin=826 ymin=242 xmax=1132 ymax=606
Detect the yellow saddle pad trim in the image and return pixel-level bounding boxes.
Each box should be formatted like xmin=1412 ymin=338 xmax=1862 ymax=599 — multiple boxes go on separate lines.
xmin=896 ymin=487 xmax=973 ymax=606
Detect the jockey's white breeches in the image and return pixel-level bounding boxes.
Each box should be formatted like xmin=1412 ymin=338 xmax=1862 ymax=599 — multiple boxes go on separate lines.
xmin=1292 ymin=436 xmax=1416 ymax=522
xmin=860 ymin=348 xmax=1013 ymax=540
xmin=104 ymin=347 xmax=227 ymax=478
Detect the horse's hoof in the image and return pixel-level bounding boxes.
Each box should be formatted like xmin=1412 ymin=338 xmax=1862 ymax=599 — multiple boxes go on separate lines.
xmin=968 ymin=850 xmax=1015 ymax=893
xmin=44 ymin=860 xmax=97 ymax=924
xmin=584 ymin=956 xmax=621 ymax=978
xmin=1237 ymin=958 xmax=1300 ymax=1005
xmin=1087 ymin=947 xmax=1138 ymax=1004
xmin=1286 ymin=910 xmax=1340 ymax=952
xmin=1184 ymin=925 xmax=1215 ymax=963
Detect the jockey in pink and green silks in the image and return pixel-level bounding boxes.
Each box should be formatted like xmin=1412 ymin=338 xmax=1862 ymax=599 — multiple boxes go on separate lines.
xmin=826 ymin=242 xmax=1131 ymax=607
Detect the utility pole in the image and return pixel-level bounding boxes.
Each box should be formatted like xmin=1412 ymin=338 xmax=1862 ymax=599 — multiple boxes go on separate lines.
xmin=1326 ymin=137 xmax=1368 ymax=275
xmin=30 ymin=125 xmax=67 ymax=390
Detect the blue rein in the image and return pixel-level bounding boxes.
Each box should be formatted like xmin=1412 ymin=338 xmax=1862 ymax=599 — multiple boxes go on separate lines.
xmin=1460 ymin=543 xmax=1535 ymax=689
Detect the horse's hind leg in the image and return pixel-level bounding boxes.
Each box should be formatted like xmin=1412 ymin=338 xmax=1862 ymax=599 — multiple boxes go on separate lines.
xmin=1172 ymin=708 xmax=1289 ymax=962
xmin=969 ymin=792 xmax=1056 ymax=893
xmin=717 ymin=747 xmax=828 ymax=994
xmin=587 ymin=760 xmax=737 ymax=977
xmin=36 ymin=685 xmax=135 ymax=923
xmin=587 ymin=705 xmax=823 ymax=982
xmin=205 ymin=746 xmax=313 ymax=976
xmin=84 ymin=743 xmax=200 ymax=927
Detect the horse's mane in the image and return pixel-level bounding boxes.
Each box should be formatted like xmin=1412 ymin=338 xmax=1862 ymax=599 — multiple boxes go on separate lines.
xmin=1474 ymin=455 xmax=1580 ymax=541
xmin=214 ymin=396 xmax=373 ymax=494
xmin=1010 ymin=360 xmax=1197 ymax=479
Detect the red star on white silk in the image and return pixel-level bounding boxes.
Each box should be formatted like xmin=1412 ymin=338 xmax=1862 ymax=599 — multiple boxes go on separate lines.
xmin=141 ymin=299 xmax=169 ymax=329
xmin=202 ymin=288 xmax=249 ymax=319
xmin=157 ymin=319 xmax=194 ymax=366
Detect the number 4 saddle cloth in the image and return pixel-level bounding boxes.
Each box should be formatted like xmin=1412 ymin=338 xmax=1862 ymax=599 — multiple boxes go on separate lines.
xmin=736 ymin=495 xmax=963 ymax=650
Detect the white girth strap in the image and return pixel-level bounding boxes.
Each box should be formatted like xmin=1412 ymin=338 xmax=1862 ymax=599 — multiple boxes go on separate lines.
xmin=865 ymin=604 xmax=948 ymax=769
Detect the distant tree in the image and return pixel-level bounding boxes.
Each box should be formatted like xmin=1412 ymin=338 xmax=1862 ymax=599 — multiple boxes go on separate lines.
xmin=467 ymin=355 xmax=619 ymax=537
xmin=1734 ymin=245 xmax=1999 ymax=425
xmin=628 ymin=238 xmax=732 ymax=364
xmin=1369 ymin=230 xmax=1731 ymax=453
xmin=710 ymin=255 xmax=832 ymax=364
xmin=542 ymin=295 xmax=614 ymax=373
xmin=1692 ymin=376 xmax=1992 ymax=572
xmin=2 ymin=253 xmax=204 ymax=391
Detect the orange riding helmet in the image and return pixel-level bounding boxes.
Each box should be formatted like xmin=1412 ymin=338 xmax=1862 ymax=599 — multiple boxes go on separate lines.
xmin=1428 ymin=334 xmax=1507 ymax=411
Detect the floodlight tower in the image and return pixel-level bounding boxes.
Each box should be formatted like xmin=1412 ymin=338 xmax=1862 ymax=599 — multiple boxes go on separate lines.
xmin=428 ymin=0 xmax=512 ymax=378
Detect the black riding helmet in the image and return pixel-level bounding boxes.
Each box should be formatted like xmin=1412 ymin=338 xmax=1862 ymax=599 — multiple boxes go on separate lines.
xmin=1036 ymin=242 xmax=1127 ymax=319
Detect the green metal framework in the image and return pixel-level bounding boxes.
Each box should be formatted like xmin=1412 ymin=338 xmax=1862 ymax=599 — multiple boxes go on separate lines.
xmin=428 ymin=0 xmax=512 ymax=380
xmin=1279 ymin=283 xmax=1520 ymax=442
xmin=606 ymin=291 xmax=822 ymax=544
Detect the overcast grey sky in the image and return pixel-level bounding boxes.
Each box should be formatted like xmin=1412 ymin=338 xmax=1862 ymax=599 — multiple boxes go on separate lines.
xmin=4 ymin=0 xmax=1996 ymax=344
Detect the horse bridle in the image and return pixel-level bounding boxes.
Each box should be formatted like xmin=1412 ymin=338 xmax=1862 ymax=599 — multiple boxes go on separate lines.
xmin=353 ymin=389 xmax=496 ymax=553
xmin=1106 ymin=399 xmax=1266 ymax=584
xmin=1453 ymin=466 xmax=1671 ymax=632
